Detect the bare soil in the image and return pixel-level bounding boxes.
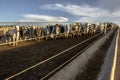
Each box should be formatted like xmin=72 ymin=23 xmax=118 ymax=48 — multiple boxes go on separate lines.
xmin=12 ymin=34 xmax=102 ymax=80
xmin=0 ymin=35 xmax=93 ymax=79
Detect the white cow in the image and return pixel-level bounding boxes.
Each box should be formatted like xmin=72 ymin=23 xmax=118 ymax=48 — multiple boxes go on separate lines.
xmin=90 ymin=24 xmax=97 ymax=35
xmin=78 ymin=23 xmax=82 ymax=36
xmin=100 ymin=23 xmax=107 ymax=34
xmin=8 ymin=25 xmax=20 ymax=46
xmin=65 ymin=24 xmax=72 ymax=38
xmin=84 ymin=23 xmax=90 ymax=36
xmin=15 ymin=25 xmax=20 ymax=46
xmin=9 ymin=27 xmax=16 ymax=46
xmin=100 ymin=23 xmax=104 ymax=33
xmin=55 ymin=24 xmax=61 ymax=39
xmin=74 ymin=24 xmax=79 ymax=37
xmin=46 ymin=27 xmax=50 ymax=40
xmin=104 ymin=23 xmax=107 ymax=34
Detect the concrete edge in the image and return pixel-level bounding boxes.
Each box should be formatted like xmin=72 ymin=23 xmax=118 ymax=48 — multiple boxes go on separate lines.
xmin=49 ymin=31 xmax=113 ymax=80
xmin=97 ymin=29 xmax=118 ymax=80
xmin=110 ymin=29 xmax=119 ymax=80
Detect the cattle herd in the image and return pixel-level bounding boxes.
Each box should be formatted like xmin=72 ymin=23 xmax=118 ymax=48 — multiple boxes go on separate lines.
xmin=0 ymin=22 xmax=118 ymax=46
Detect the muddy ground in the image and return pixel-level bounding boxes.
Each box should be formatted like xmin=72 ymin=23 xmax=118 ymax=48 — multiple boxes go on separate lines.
xmin=12 ymin=34 xmax=102 ymax=80
xmin=0 ymin=35 xmax=94 ymax=79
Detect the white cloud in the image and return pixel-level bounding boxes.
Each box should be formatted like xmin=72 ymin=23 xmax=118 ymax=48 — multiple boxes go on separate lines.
xmin=74 ymin=15 xmax=120 ymax=24
xmin=42 ymin=3 xmax=108 ymax=17
xmin=18 ymin=3 xmax=120 ymax=24
xmin=19 ymin=19 xmax=36 ymax=22
xmin=41 ymin=3 xmax=120 ymax=24
xmin=97 ymin=0 xmax=120 ymax=11
xmin=19 ymin=14 xmax=68 ymax=22
xmin=112 ymin=10 xmax=120 ymax=18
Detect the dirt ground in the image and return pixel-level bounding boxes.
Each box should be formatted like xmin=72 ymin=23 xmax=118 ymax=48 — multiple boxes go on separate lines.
xmin=0 ymin=35 xmax=93 ymax=79
xmin=12 ymin=34 xmax=102 ymax=80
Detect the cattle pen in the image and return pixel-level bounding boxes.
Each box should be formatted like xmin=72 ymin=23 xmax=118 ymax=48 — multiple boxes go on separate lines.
xmin=0 ymin=22 xmax=118 ymax=80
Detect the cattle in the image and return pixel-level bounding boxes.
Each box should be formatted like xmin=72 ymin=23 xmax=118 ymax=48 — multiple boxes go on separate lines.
xmin=54 ymin=24 xmax=61 ymax=39
xmin=15 ymin=25 xmax=20 ymax=46
xmin=78 ymin=23 xmax=82 ymax=37
xmin=0 ymin=22 xmax=118 ymax=47
xmin=83 ymin=23 xmax=90 ymax=36
xmin=64 ymin=24 xmax=71 ymax=38
xmin=45 ymin=26 xmax=51 ymax=40
xmin=5 ymin=29 xmax=11 ymax=45
xmin=89 ymin=24 xmax=97 ymax=35
xmin=73 ymin=23 xmax=79 ymax=37
xmin=50 ymin=25 xmax=56 ymax=39
xmin=8 ymin=27 xmax=16 ymax=46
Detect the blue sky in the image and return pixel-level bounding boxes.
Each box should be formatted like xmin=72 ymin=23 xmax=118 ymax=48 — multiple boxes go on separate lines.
xmin=0 ymin=0 xmax=120 ymax=24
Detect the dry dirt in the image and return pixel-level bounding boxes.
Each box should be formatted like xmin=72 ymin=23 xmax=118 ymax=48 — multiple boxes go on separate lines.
xmin=0 ymin=35 xmax=93 ymax=79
